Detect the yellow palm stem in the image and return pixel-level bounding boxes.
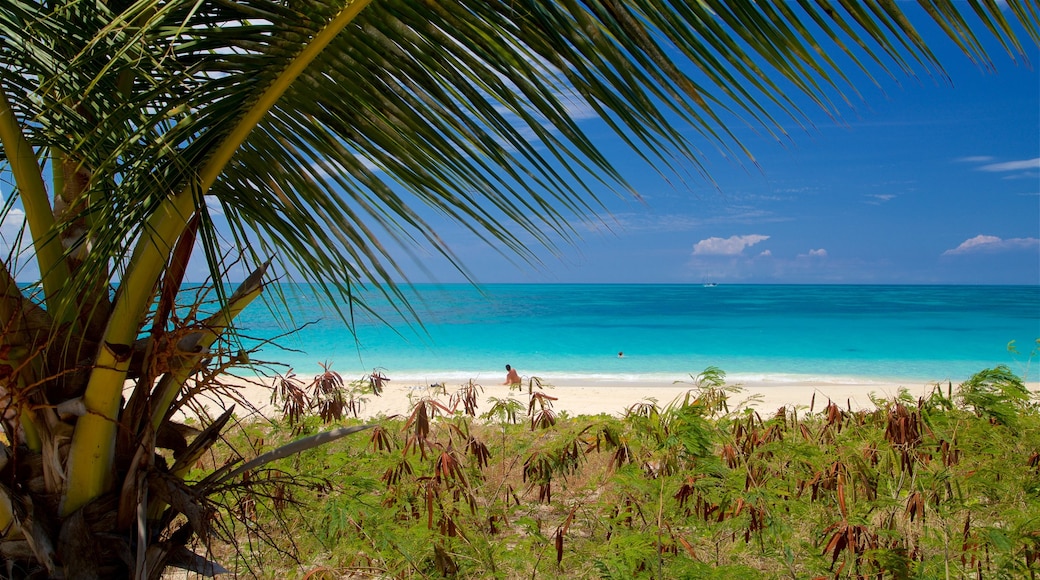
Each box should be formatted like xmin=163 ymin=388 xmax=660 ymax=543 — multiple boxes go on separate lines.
xmin=18 ymin=406 xmax=41 ymax=453
xmin=0 ymin=89 xmax=70 ymax=316
xmin=149 ymin=267 xmax=266 ymax=432
xmin=63 ymin=0 xmax=374 ymax=516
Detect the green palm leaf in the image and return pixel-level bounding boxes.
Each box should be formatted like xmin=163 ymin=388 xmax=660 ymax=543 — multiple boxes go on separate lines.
xmin=1 ymin=0 xmax=1033 ymax=308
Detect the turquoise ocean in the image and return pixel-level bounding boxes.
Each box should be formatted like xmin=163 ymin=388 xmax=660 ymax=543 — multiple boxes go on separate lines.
xmin=232 ymin=284 xmax=1040 ymax=387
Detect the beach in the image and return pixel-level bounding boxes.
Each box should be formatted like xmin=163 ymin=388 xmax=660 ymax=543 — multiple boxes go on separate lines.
xmin=202 ymin=284 xmax=1039 ymax=422
xmin=351 ymin=376 xmax=940 ymax=418
xmin=196 ymin=371 xmax=1019 ymax=423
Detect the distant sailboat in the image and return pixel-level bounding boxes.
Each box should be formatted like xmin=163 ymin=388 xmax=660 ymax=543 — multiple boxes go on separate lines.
xmin=703 ymin=282 xmax=718 ymax=287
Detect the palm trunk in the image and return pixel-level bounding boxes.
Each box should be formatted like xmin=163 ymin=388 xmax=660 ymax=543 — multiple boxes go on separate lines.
xmin=62 ymin=0 xmax=375 ymax=518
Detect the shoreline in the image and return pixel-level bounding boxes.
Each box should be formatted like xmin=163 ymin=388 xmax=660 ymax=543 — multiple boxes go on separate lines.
xmin=199 ymin=370 xmax=1039 ymax=422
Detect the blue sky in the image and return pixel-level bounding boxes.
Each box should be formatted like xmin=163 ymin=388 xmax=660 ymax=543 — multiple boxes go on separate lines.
xmin=2 ymin=9 xmax=1037 ymax=287
xmin=394 ymin=19 xmax=1040 ymax=286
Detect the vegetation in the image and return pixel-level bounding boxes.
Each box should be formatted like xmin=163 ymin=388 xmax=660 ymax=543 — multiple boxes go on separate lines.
xmin=199 ymin=366 xmax=1040 ymax=578
xmin=0 ymin=0 xmax=1036 ymax=577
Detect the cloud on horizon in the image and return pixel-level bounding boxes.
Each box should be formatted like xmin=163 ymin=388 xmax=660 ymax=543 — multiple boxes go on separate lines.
xmin=693 ymin=234 xmax=769 ymax=255
xmin=942 ymin=234 xmax=1040 ymax=256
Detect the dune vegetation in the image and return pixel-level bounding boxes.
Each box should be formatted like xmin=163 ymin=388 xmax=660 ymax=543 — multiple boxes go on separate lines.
xmin=192 ymin=365 xmax=1040 ymax=578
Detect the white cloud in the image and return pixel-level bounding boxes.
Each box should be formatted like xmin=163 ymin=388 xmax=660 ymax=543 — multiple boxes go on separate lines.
xmin=942 ymin=234 xmax=1040 ymax=255
xmin=618 ymin=210 xmax=784 ymax=233
xmin=0 ymin=208 xmax=27 ymax=250
xmin=978 ymin=158 xmax=1040 ymax=172
xmin=0 ymin=208 xmax=41 ymax=282
xmin=759 ymin=250 xmax=772 ymax=257
xmin=956 ymin=156 xmax=995 ymax=163
xmin=808 ymin=248 xmax=827 ymax=257
xmin=866 ymin=194 xmax=896 ymax=205
xmin=692 ymin=234 xmax=769 ymax=255
xmin=558 ymin=91 xmax=598 ymax=120
xmin=772 ymin=186 xmax=815 ymax=194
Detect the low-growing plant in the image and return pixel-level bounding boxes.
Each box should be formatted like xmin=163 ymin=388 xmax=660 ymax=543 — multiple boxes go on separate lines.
xmin=194 ymin=365 xmax=1040 ymax=578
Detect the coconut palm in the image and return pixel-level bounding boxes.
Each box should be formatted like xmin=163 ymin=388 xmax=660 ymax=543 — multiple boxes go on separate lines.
xmin=0 ymin=0 xmax=1035 ymax=577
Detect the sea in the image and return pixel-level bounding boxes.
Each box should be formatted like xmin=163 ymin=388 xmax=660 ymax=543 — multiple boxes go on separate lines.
xmin=229 ymin=284 xmax=1040 ymax=387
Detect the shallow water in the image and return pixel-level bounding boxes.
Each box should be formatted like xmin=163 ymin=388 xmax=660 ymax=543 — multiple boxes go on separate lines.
xmin=228 ymin=284 xmax=1040 ymax=385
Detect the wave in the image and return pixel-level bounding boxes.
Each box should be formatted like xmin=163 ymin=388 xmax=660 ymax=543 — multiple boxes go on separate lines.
xmin=263 ymin=368 xmax=953 ymax=388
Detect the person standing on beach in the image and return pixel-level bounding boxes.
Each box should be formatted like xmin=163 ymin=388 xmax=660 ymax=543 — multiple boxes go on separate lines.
xmin=504 ymin=364 xmax=521 ymax=386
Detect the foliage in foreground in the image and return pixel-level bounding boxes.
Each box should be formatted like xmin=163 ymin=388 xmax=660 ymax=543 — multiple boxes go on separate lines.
xmin=201 ymin=366 xmax=1040 ymax=578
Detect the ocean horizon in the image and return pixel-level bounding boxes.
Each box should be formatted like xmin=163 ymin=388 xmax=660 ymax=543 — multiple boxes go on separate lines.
xmin=225 ymin=283 xmax=1040 ymax=388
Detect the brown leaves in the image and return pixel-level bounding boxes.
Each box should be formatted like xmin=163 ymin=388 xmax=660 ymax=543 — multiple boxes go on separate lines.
xmin=310 ymin=366 xmax=346 ymax=423
xmin=449 ymin=380 xmax=482 ymax=417
xmin=381 ymin=459 xmax=412 ymax=488
xmin=404 ymin=398 xmax=452 ymax=459
xmin=836 ymin=475 xmax=847 ymax=519
xmin=272 ymin=371 xmax=308 ymax=429
xmin=821 ymin=520 xmax=878 ymax=570
xmin=528 ymin=391 xmax=558 ymax=431
xmin=884 ymin=403 xmax=922 ymax=448
xmin=433 ymin=445 xmax=467 ymax=486
xmin=554 ymin=508 xmax=576 ymax=564
xmin=522 ymin=452 xmax=553 ymax=504
xmin=609 ymin=442 xmax=633 ymax=471
xmin=369 ymin=369 xmax=389 ymax=395
xmin=937 ymin=438 xmax=961 ymax=467
xmin=881 ymin=402 xmax=927 ymax=477
xmin=379 ymin=395 xmax=489 ymax=548
xmin=732 ymin=498 xmax=767 ymax=544
xmin=465 ymin=436 xmax=490 ymax=470
xmin=720 ymin=443 xmax=739 ymax=469
xmin=273 ymin=364 xmax=385 ymax=428
xmin=819 ymin=401 xmax=847 ymax=441
xmin=368 ymin=425 xmax=395 ymax=453
xmin=905 ymin=491 xmax=925 ymax=523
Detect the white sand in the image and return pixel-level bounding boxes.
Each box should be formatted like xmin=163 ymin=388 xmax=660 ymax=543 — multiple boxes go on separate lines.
xmin=193 ymin=371 xmax=1013 ymax=422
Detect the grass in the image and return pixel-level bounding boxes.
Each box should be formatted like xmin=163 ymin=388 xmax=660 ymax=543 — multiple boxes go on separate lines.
xmin=184 ymin=366 xmax=1040 ymax=579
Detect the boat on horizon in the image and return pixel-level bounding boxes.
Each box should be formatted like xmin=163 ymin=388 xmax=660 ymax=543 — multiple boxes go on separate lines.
xmin=703 ymin=282 xmax=718 ymax=287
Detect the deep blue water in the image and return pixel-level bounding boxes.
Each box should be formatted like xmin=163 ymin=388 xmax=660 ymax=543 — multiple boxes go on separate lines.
xmin=231 ymin=284 xmax=1040 ymax=385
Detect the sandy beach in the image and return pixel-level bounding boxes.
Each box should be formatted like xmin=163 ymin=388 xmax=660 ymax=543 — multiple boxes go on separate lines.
xmin=193 ymin=371 xmax=1024 ymax=423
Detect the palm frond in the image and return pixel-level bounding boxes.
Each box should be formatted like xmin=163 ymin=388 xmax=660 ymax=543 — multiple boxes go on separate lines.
xmin=2 ymin=0 xmax=1035 ymax=313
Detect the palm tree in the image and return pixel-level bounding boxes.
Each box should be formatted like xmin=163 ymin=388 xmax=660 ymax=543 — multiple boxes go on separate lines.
xmin=0 ymin=0 xmax=1035 ymax=577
